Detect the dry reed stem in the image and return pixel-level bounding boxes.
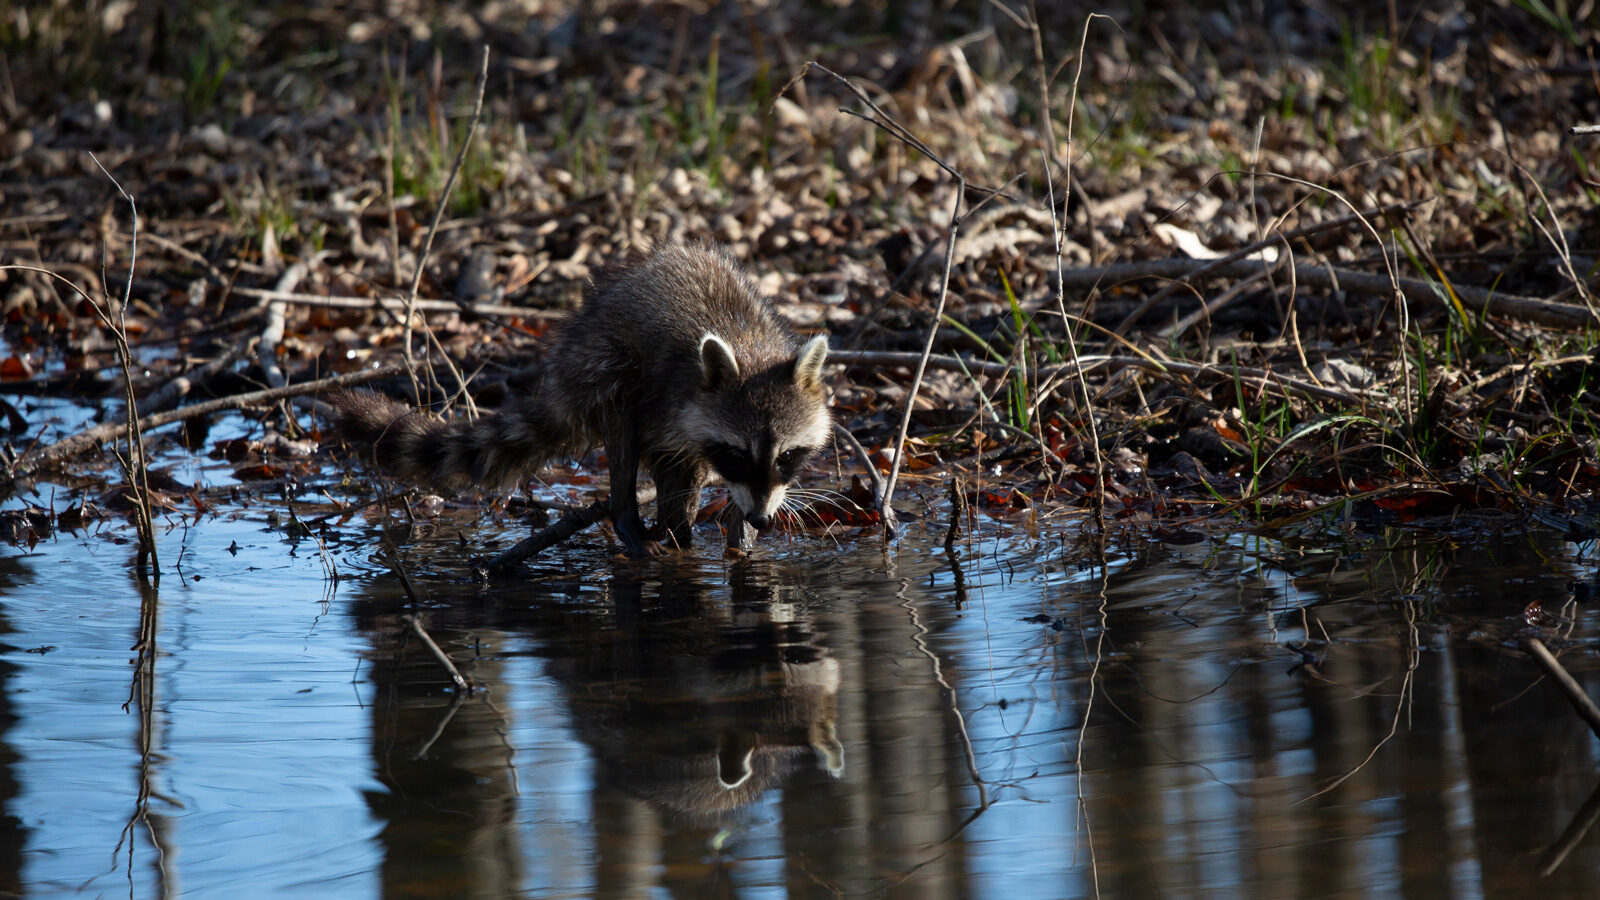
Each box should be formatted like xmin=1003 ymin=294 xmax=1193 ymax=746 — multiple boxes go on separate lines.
xmin=1034 ymin=6 xmax=1114 ymax=532
xmin=401 ymin=44 xmax=490 ymax=407
xmin=87 ymin=151 xmax=159 ymax=585
xmin=785 ymin=60 xmax=1013 ymax=537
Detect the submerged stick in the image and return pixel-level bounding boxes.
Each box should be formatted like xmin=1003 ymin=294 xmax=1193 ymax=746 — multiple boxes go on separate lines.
xmin=486 ymin=486 xmax=658 ymax=572
xmin=1523 ymin=637 xmax=1600 ymax=742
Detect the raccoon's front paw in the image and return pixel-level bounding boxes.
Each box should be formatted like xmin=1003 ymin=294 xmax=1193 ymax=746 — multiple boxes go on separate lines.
xmin=616 ymin=537 xmax=670 ymax=559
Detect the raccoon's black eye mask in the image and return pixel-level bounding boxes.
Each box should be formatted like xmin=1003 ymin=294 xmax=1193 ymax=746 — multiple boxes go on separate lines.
xmin=705 ymin=443 xmax=817 ymax=484
xmin=775 ymin=446 xmax=815 ymax=481
xmin=706 ymin=443 xmax=759 ymax=485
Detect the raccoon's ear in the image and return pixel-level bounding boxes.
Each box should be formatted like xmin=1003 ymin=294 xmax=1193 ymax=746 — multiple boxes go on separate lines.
xmin=699 ymin=333 xmax=740 ymax=391
xmin=792 ymin=334 xmax=829 ymax=393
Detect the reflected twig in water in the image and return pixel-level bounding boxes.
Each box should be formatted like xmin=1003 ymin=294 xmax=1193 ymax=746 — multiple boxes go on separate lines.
xmin=482 ymin=694 xmax=521 ymax=797
xmin=944 ymin=478 xmax=969 ymax=607
xmin=1296 ymin=596 xmax=1420 ymax=804
xmin=1538 ymin=778 xmax=1600 ymax=877
xmin=411 ymin=689 xmax=468 ymax=760
xmin=1073 ymin=527 xmax=1108 ymax=897
xmin=896 ymin=578 xmax=987 ymax=807
xmin=112 ymin=580 xmax=168 ymax=894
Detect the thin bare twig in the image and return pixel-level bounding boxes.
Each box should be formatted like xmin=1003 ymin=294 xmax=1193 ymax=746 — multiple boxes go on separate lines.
xmin=784 ymin=61 xmax=986 ymax=536
xmin=879 ymin=183 xmax=963 ymax=538
xmin=405 ymin=614 xmax=474 ymax=692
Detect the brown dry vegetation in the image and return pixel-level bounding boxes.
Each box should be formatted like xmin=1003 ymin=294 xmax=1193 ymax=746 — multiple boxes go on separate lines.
xmin=3 ymin=0 xmax=1600 ymax=553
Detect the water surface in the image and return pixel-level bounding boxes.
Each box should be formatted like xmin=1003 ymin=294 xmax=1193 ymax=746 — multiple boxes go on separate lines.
xmin=3 ymin=442 xmax=1599 ymax=898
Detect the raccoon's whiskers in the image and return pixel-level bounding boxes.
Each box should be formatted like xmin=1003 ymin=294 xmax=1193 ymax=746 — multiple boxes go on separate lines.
xmin=780 ymin=494 xmax=845 ymax=549
xmin=780 ymin=493 xmax=833 ymax=529
xmin=787 ymin=488 xmax=863 ymax=513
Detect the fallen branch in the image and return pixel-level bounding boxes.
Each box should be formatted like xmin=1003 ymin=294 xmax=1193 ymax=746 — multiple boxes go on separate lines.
xmin=142 ymin=342 xmax=248 ymax=414
xmin=228 ymin=286 xmax=562 ymax=321
xmin=15 ymin=363 xmax=405 ymax=475
xmin=485 ymin=485 xmax=657 ymax=572
xmin=1111 ymin=200 xmax=1423 ymax=335
xmin=1046 ymin=258 xmax=1596 ymax=330
xmin=828 ymin=348 xmax=1380 ymax=405
xmin=257 ymin=263 xmax=307 ymax=391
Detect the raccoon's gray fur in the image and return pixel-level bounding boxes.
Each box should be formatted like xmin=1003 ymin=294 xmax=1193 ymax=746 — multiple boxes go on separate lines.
xmin=328 ymin=242 xmax=830 ymax=557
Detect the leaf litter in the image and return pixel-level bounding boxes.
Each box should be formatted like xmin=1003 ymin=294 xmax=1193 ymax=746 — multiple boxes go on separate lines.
xmin=1 ymin=0 xmax=1599 ymax=558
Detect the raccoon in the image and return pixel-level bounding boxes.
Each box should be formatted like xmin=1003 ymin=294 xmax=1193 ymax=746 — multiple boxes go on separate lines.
xmin=328 ymin=242 xmax=831 ymax=557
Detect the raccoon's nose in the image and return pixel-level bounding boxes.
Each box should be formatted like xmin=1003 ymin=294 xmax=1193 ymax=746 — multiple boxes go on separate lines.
xmin=745 ymin=511 xmax=771 ymax=530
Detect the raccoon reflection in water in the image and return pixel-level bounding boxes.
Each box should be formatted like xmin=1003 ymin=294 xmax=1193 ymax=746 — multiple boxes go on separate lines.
xmin=551 ymin=569 xmax=845 ymax=827
xmin=330 ymin=241 xmax=831 ymax=557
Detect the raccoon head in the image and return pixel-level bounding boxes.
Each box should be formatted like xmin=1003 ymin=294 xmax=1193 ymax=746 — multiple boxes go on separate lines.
xmin=695 ymin=333 xmax=830 ymax=531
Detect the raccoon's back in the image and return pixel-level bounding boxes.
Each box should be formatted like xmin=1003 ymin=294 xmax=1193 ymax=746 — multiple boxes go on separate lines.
xmin=563 ymin=242 xmax=802 ymax=382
